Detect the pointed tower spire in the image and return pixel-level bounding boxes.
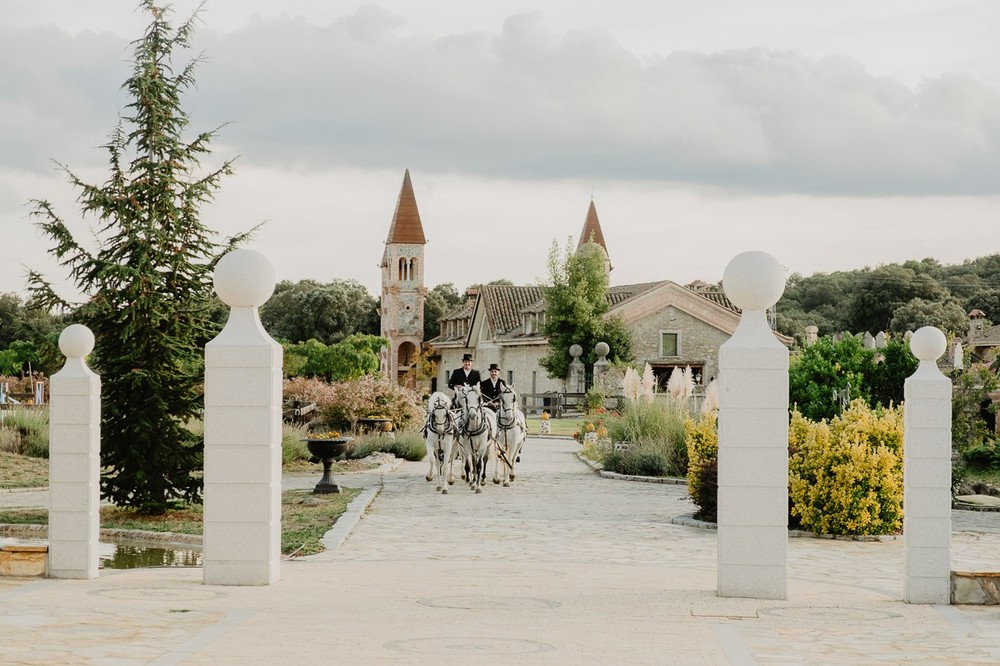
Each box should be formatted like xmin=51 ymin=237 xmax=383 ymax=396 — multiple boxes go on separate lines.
xmin=380 ymin=170 xmax=427 ymax=389
xmin=385 ymin=169 xmax=426 ymax=244
xmin=577 ymin=199 xmax=612 ymax=275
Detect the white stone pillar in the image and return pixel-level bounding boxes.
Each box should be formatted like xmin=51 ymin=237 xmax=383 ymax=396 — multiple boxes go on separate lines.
xmin=203 ymin=249 xmax=282 ymax=586
xmin=718 ymin=251 xmax=789 ymax=599
xmin=904 ymin=326 xmax=952 ymax=604
xmin=47 ymin=324 xmax=100 ymax=579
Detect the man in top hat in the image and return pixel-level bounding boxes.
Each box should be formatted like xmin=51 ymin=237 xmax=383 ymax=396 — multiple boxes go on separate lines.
xmin=479 ymin=363 xmax=507 ymax=412
xmin=448 ymin=353 xmax=481 ymax=394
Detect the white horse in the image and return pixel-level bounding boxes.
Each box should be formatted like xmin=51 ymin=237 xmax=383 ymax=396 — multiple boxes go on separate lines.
xmin=423 ymin=391 xmax=458 ymax=493
xmin=459 ymin=386 xmax=497 ymax=493
xmin=450 ymin=385 xmax=472 ymax=482
xmin=492 ymin=385 xmax=527 ymax=486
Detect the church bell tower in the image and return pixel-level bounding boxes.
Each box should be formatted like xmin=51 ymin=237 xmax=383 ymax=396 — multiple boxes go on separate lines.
xmin=380 ymin=170 xmax=427 ymax=386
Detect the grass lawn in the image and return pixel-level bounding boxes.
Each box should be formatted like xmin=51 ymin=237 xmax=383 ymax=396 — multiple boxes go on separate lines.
xmin=524 ymin=415 xmax=585 ymax=438
xmin=0 ymin=451 xmax=48 ymax=488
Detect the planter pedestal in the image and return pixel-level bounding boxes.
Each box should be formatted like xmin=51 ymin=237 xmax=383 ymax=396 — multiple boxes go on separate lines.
xmin=304 ymin=438 xmax=353 ymax=494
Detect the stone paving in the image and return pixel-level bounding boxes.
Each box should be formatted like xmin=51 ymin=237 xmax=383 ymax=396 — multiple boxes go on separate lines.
xmin=0 ymin=438 xmax=999 ymax=664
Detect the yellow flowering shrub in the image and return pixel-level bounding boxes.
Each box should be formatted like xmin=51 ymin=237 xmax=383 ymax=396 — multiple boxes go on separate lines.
xmin=684 ymin=411 xmax=718 ymax=521
xmin=788 ymin=400 xmax=903 ymax=536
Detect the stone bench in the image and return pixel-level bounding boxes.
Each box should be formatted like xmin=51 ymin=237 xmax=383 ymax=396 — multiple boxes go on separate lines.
xmin=952 ymin=570 xmax=1000 ymax=605
xmin=0 ymin=544 xmax=47 ymax=577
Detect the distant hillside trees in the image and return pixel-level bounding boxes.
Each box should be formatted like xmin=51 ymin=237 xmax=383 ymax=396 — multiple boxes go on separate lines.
xmin=777 ymin=254 xmax=1000 ymax=342
xmin=0 ymin=293 xmax=62 ymax=375
xmin=423 ymin=282 xmax=464 ymax=341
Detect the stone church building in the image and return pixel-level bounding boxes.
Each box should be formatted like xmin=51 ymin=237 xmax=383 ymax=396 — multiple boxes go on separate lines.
xmin=378 ymin=170 xmax=792 ymax=395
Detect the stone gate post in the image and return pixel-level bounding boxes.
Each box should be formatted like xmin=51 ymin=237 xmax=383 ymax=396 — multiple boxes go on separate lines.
xmin=903 ymin=326 xmax=951 ymax=604
xmin=47 ymin=324 xmax=100 ymax=579
xmin=203 ymin=249 xmax=282 ymax=586
xmin=718 ymin=251 xmax=788 ymax=599
xmin=567 ymin=344 xmax=585 ymax=394
xmin=592 ymin=342 xmax=611 ymax=393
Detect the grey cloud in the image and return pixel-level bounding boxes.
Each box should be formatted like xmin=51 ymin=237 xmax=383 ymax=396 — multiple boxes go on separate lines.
xmin=0 ymin=27 xmax=130 ymax=171
xmin=2 ymin=13 xmax=999 ymax=195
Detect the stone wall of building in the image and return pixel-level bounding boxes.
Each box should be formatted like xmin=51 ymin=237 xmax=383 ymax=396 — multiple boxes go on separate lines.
xmin=627 ymin=305 xmax=730 ymax=381
xmin=438 ymin=346 xmax=563 ymax=398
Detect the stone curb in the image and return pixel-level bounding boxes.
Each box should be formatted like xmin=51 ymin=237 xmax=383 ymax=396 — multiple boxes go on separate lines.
xmin=583 ymin=455 xmax=903 ymax=542
xmin=0 ymin=486 xmax=48 ymax=494
xmin=599 ymin=470 xmax=686 ymax=485
xmin=311 ymin=486 xmax=382 ymax=555
xmin=669 ymin=513 xmax=902 ymax=541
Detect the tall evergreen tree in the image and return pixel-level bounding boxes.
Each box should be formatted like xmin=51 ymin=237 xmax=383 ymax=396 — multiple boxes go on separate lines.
xmin=27 ymin=1 xmax=254 ymax=513
xmin=540 ymin=238 xmax=633 ymax=381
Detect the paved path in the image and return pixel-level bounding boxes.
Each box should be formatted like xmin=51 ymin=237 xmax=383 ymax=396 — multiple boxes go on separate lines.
xmin=1 ymin=438 xmax=999 ymax=664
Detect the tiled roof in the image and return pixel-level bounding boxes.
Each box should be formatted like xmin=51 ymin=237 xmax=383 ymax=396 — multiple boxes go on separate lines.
xmin=609 ymin=281 xmax=664 ymax=305
xmin=970 ymin=325 xmax=1000 ymax=347
xmin=384 ymin=169 xmax=426 ymax=244
xmin=430 ymin=280 xmax=740 ymax=345
xmin=434 ymin=280 xmax=739 ymax=342
xmin=685 ymin=282 xmax=739 ymax=313
xmin=480 ymin=284 xmax=545 ymax=339
xmin=439 ymin=299 xmax=475 ymax=321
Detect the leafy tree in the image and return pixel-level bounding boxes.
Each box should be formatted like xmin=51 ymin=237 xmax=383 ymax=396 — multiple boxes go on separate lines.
xmin=0 ymin=293 xmax=62 ymax=352
xmin=26 ymin=2 xmax=253 ymax=514
xmin=284 ymin=334 xmax=386 ymax=381
xmin=964 ymin=288 xmax=1000 ymax=324
xmin=260 ymin=279 xmax=378 ymax=344
xmin=0 ymin=340 xmax=40 ymax=376
xmin=867 ymin=339 xmax=918 ymax=409
xmin=423 ymin=282 xmax=463 ymax=340
xmin=951 ymin=366 xmax=999 ymax=454
xmin=789 ymin=336 xmax=870 ymax=421
xmin=845 ymin=266 xmax=949 ymax=334
xmin=0 ymin=349 xmax=20 ymax=376
xmin=889 ymin=297 xmax=968 ymax=336
xmin=0 ymin=294 xmax=23 ymax=350
xmin=789 ymin=334 xmax=917 ymax=421
xmin=540 ymin=238 xmax=633 ymax=381
xmin=777 ymin=271 xmax=853 ymax=339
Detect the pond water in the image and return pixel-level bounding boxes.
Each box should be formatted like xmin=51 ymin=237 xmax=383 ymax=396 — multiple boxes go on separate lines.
xmin=0 ymin=536 xmax=202 ymax=570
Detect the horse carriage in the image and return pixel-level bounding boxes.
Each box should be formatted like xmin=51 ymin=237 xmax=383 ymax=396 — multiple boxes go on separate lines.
xmin=424 ymin=384 xmax=527 ymax=494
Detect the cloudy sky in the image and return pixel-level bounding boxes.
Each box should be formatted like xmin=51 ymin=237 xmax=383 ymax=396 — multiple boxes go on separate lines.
xmin=2 ymin=0 xmax=999 ymax=301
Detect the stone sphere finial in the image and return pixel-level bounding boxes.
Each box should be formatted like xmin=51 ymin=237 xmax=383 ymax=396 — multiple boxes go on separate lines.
xmin=722 ymin=251 xmax=786 ymax=311
xmin=59 ymin=324 xmax=95 ymax=359
xmin=910 ymin=326 xmax=946 ymax=361
xmin=594 ymin=341 xmax=609 ymax=358
xmin=214 ymin=249 xmax=276 ymax=308
xmin=569 ymin=344 xmax=583 ymax=358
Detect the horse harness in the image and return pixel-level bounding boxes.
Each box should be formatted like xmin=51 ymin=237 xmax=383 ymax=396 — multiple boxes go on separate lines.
xmin=424 ymin=402 xmax=457 ymax=463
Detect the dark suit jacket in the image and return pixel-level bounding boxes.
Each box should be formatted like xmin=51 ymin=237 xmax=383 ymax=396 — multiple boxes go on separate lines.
xmin=479 ymin=378 xmax=507 ymax=404
xmin=448 ymin=368 xmax=481 ymax=390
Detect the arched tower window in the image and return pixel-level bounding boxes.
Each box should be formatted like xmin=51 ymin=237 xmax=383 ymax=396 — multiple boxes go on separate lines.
xmin=409 ymin=258 xmax=418 ymax=281
xmin=397 ymin=341 xmax=417 ymax=367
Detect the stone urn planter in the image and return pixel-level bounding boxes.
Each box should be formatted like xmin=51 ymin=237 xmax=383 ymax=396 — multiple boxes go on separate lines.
xmin=304 ymin=437 xmax=354 ymax=494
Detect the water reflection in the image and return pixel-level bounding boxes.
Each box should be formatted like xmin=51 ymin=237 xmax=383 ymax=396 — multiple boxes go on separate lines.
xmin=1 ymin=536 xmax=203 ymax=570
xmin=100 ymin=542 xmax=202 ymax=569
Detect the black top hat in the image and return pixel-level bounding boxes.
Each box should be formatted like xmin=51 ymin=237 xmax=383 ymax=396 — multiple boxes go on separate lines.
xmin=488 ymin=363 xmax=500 ymax=371
xmin=462 ymin=353 xmax=474 ymax=362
